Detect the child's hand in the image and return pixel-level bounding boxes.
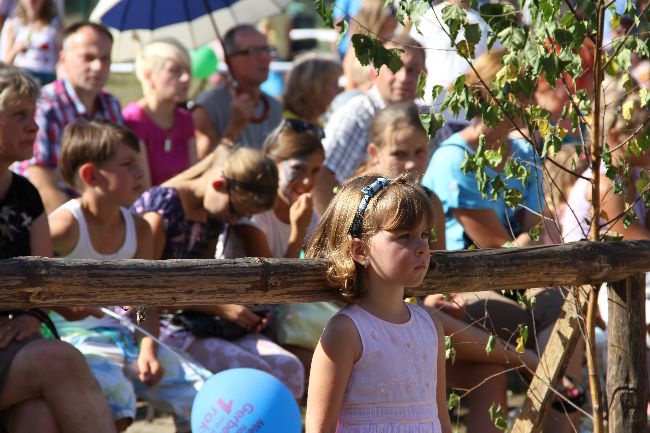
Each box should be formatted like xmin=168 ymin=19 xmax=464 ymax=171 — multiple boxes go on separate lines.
xmin=423 ymin=294 xmax=467 ymax=320
xmin=215 ymin=304 xmax=264 ymax=331
xmin=289 ymin=193 xmax=313 ymax=236
xmin=0 ymin=315 xmax=40 ymax=348
xmin=137 ymin=349 xmax=164 ymax=387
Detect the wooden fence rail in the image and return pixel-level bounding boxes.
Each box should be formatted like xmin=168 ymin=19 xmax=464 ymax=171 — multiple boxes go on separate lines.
xmin=2 ymin=240 xmax=650 ymax=308
xmin=2 ymin=239 xmax=649 ymax=433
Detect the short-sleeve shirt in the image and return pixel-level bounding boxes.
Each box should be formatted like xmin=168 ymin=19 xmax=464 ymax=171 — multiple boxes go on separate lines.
xmin=0 ymin=173 xmax=44 ymax=258
xmin=422 ymin=133 xmax=543 ymax=250
xmin=13 ymin=78 xmax=123 ymax=196
xmin=323 ymin=86 xmax=385 ymax=183
xmin=192 ymin=83 xmax=282 ymax=150
xmin=123 ymin=102 xmax=194 ymax=186
xmin=131 ymin=186 xmax=225 ymax=259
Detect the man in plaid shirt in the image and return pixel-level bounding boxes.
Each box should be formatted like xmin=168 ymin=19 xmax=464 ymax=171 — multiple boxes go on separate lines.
xmin=14 ymin=22 xmax=123 ymax=213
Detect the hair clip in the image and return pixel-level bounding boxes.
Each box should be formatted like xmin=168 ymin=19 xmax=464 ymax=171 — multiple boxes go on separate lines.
xmin=349 ymin=177 xmax=391 ymax=238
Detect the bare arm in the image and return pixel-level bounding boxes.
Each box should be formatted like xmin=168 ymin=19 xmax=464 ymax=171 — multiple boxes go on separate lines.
xmin=140 ymin=211 xmax=167 ymax=260
xmin=451 ymin=208 xmax=539 ymax=248
xmin=187 ymin=137 xmax=198 ymax=166
xmin=48 ymin=206 xmax=79 ymax=256
xmin=26 ymin=165 xmax=68 ymax=214
xmin=432 ymin=314 xmax=453 ymax=433
xmin=2 ymin=21 xmax=23 ymax=65
xmin=306 ymin=314 xmax=360 ymax=433
xmin=192 ymin=106 xmax=219 ymax=160
xmin=234 ymin=224 xmax=274 ymax=258
xmin=30 ymin=213 xmax=53 ymax=257
xmin=600 ymin=175 xmax=650 ymax=240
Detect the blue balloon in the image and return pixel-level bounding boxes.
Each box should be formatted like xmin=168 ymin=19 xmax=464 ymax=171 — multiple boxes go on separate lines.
xmin=191 ymin=368 xmax=301 ymax=433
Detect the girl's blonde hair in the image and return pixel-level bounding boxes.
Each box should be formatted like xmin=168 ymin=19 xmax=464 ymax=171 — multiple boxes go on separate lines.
xmin=306 ymin=173 xmax=435 ymax=302
xmin=369 ymin=102 xmax=425 ymax=149
xmin=15 ymin=0 xmax=58 ymax=24
xmin=135 ymin=39 xmax=191 ymax=96
xmin=465 ymin=49 xmax=507 ymax=104
xmin=166 ymin=142 xmax=278 ymax=210
xmin=282 ymin=52 xmax=342 ymax=120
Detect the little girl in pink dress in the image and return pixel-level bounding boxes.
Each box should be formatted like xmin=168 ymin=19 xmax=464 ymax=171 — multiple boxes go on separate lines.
xmin=305 ymin=175 xmax=452 ymax=433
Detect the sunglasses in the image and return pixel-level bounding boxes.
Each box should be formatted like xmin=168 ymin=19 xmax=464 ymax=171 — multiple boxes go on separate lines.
xmin=228 ymin=45 xmax=276 ymax=57
xmin=267 ymin=118 xmax=325 ymax=147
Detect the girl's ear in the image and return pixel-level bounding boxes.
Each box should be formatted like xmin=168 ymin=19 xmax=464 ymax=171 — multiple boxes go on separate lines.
xmin=367 ymin=143 xmax=381 ymax=165
xmin=78 ymin=163 xmax=96 ymax=186
xmin=211 ymin=177 xmax=227 ymax=193
xmin=350 ymin=237 xmax=369 ymax=267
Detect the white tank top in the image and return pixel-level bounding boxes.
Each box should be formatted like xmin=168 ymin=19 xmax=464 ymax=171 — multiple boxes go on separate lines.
xmin=61 ymin=199 xmax=138 ymax=259
xmin=8 ymin=17 xmax=59 ymax=74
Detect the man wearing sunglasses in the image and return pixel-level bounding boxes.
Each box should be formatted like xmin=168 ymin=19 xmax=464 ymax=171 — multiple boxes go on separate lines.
xmin=191 ymin=24 xmax=282 ymax=158
xmin=314 ymin=34 xmax=429 ymax=213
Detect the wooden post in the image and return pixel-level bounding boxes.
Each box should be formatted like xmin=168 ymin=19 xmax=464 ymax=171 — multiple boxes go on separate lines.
xmin=607 ymin=273 xmax=648 ymax=433
xmin=511 ymin=286 xmax=589 ymax=433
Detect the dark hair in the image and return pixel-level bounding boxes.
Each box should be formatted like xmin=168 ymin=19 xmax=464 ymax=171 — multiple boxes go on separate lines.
xmin=60 ymin=120 xmax=139 ymax=187
xmin=223 ymin=24 xmax=258 ymax=57
xmin=263 ymin=120 xmax=325 ymax=161
xmin=15 ymin=0 xmax=58 ymax=24
xmin=63 ymin=21 xmax=113 ymax=47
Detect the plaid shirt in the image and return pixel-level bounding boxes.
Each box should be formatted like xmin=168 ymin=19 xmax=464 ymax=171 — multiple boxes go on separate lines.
xmin=323 ymin=86 xmax=385 ymax=183
xmin=14 ymin=79 xmax=123 ymax=193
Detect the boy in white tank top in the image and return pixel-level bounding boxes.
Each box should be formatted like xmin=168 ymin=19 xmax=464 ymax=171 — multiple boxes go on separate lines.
xmin=47 ymin=120 xmax=208 ymax=433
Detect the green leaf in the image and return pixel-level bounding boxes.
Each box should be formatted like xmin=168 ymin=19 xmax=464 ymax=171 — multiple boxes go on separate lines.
xmin=485 ymin=148 xmax=503 ymax=167
xmin=430 ymin=84 xmax=443 ymax=102
xmin=445 ymin=335 xmax=456 ymax=362
xmin=442 ymin=4 xmax=468 ymax=42
xmin=519 ymin=324 xmax=529 ymax=343
xmin=498 ymin=26 xmax=526 ymax=51
xmin=529 ymin=223 xmax=543 ymax=242
xmin=504 ymin=188 xmax=523 ymax=208
xmin=336 ymin=19 xmax=348 ymax=45
xmin=314 ymin=0 xmax=334 ymax=27
xmin=486 ymin=334 xmax=496 ymax=354
xmin=419 ymin=108 xmax=445 ymax=140
xmin=640 ymin=88 xmax=650 ymax=108
xmin=465 ymin=23 xmax=482 ymax=45
xmin=495 ymin=417 xmax=508 ymax=431
xmin=351 ymin=34 xmax=403 ymax=73
xmin=409 ymin=0 xmax=430 ymax=33
xmin=448 ymin=392 xmax=460 ymax=410
xmin=417 ymin=72 xmax=427 ymax=99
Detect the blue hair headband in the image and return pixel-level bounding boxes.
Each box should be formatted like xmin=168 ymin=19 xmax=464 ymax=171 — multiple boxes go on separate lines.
xmin=349 ymin=177 xmax=391 ymax=238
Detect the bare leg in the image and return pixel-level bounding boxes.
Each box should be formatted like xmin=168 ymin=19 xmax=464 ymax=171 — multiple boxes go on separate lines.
xmin=0 ymin=340 xmax=116 ymax=433
xmin=448 ymin=361 xmax=508 ymax=433
xmin=0 ymin=399 xmax=59 ymax=433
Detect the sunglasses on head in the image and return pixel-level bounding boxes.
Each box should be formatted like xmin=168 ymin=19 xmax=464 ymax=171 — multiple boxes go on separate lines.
xmin=267 ymin=118 xmax=325 ymax=145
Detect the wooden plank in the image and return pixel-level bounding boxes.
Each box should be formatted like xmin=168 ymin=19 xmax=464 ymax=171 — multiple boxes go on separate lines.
xmin=511 ymin=286 xmax=590 ymax=433
xmin=607 ymin=273 xmax=648 ymax=433
xmin=1 ymin=240 xmax=650 ymax=308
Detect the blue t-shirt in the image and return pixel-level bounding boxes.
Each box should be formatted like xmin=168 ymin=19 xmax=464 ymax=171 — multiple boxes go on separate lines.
xmin=422 ymin=133 xmax=544 ymax=250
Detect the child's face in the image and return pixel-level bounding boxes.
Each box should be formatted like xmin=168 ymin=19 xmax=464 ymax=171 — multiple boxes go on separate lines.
xmin=371 ymin=127 xmax=429 ymax=178
xmin=364 ymin=218 xmax=431 ymax=289
xmin=277 ymin=151 xmax=324 ymax=204
xmin=94 ymin=142 xmax=144 ymax=206
xmin=152 ymin=59 xmax=191 ymax=104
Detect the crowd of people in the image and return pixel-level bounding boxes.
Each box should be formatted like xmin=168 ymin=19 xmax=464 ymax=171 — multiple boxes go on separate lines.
xmin=0 ymin=0 xmax=648 ymax=432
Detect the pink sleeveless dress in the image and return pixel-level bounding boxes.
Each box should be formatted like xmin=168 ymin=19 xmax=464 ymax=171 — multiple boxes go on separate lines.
xmin=336 ymin=303 xmax=443 ymax=433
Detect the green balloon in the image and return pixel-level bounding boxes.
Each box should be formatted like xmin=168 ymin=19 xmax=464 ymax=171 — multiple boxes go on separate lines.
xmin=190 ymin=45 xmax=218 ymax=79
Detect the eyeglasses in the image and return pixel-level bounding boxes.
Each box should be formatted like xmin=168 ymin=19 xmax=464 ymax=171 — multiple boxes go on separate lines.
xmin=228 ymin=45 xmax=276 ymax=57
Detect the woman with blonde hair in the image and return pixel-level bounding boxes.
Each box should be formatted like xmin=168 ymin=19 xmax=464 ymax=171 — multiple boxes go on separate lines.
xmin=123 ymin=38 xmax=197 ymax=186
xmin=282 ymin=52 xmax=342 ymax=126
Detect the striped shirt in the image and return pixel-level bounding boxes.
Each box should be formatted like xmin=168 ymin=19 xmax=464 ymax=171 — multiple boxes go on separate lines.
xmin=14 ymin=78 xmax=123 ymax=195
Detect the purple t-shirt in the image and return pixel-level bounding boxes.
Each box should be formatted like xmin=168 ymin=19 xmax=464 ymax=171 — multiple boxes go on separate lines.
xmin=123 ymin=102 xmax=194 ymax=186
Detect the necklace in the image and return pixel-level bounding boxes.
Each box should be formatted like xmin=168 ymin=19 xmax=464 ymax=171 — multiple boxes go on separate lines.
xmin=164 ymin=137 xmax=172 ymax=152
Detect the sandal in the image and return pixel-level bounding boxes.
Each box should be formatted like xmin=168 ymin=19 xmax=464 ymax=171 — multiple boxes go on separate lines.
xmin=550 ymin=375 xmax=586 ymax=413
